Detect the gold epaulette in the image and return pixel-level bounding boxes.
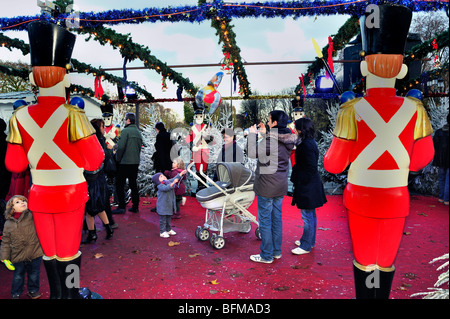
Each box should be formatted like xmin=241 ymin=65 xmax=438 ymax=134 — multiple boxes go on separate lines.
xmin=64 ymin=104 xmax=95 ymax=142
xmin=406 ymin=97 xmax=433 ymax=140
xmin=332 ymin=97 xmax=361 ymax=141
xmin=5 ymin=104 xmax=28 ymax=144
xmin=6 ymin=112 xmax=22 ymax=144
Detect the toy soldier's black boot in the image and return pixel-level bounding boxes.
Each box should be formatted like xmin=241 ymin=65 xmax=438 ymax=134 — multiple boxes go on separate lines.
xmin=375 ymin=267 xmax=395 ymax=299
xmin=353 ymin=261 xmax=395 ymax=299
xmin=57 ymin=253 xmax=82 ymax=299
xmin=353 ymin=263 xmax=376 ymax=299
xmin=43 ymin=258 xmax=62 ymax=299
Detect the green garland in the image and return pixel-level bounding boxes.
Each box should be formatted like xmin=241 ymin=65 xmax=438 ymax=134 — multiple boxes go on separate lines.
xmin=76 ymin=25 xmax=197 ymax=97
xmin=0 ymin=63 xmax=30 ymax=79
xmin=295 ymin=16 xmax=360 ymax=95
xmin=296 ymin=21 xmax=449 ymax=96
xmin=0 ymin=31 xmax=154 ymax=101
xmin=70 ymin=83 xmax=102 ymax=99
xmin=210 ymin=15 xmax=251 ymax=97
xmin=404 ymin=29 xmax=449 ymax=63
xmin=2 ymin=20 xmax=448 ymax=101
xmin=398 ymin=63 xmax=449 ymax=94
xmin=1 ymin=27 xmax=194 ymax=100
xmin=0 ymin=33 xmax=29 ymax=55
xmin=0 ymin=62 xmax=109 ymax=100
xmin=71 ymin=58 xmax=153 ymax=101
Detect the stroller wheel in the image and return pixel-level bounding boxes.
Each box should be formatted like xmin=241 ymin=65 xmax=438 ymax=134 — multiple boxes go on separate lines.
xmin=210 ymin=235 xmax=225 ymax=250
xmin=255 ymin=227 xmax=262 ymax=240
xmin=195 ymin=226 xmax=201 ymax=239
xmin=198 ymin=228 xmax=210 ymax=241
xmin=241 ymin=220 xmax=252 ymax=233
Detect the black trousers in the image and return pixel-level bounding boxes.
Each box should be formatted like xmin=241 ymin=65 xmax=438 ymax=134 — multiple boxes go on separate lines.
xmin=116 ymin=164 xmax=139 ymax=209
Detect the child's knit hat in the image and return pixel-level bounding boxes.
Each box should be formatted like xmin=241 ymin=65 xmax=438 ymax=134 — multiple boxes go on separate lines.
xmin=152 ymin=173 xmax=163 ymax=185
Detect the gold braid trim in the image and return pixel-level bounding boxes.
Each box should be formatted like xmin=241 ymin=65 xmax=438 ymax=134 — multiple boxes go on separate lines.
xmin=64 ymin=104 xmax=95 ymax=142
xmin=353 ymin=260 xmax=395 ymax=272
xmin=407 ymin=97 xmax=433 ymax=140
xmin=55 ymin=251 xmax=82 ymax=262
xmin=43 ymin=251 xmax=82 ymax=261
xmin=332 ymin=98 xmax=361 ymax=141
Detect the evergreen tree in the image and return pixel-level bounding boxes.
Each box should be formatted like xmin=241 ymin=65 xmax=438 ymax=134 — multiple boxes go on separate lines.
xmin=408 ymin=97 xmax=448 ymax=195
xmin=317 ymin=100 xmax=347 ymax=193
xmin=136 ymin=105 xmax=160 ymax=196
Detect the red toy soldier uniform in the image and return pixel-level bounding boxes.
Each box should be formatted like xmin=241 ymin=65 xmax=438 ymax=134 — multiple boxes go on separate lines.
xmin=5 ymin=21 xmax=104 ymax=299
xmin=324 ymin=5 xmax=434 ymax=299
xmin=101 ymin=103 xmax=120 ymax=147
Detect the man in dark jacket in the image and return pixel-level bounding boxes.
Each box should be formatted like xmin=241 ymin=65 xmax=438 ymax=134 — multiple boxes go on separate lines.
xmin=112 ymin=113 xmax=143 ymax=214
xmin=247 ymin=110 xmax=296 ymax=263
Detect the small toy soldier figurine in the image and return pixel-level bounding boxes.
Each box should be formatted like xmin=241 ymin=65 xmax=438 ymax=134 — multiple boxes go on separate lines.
xmin=288 ymin=96 xmax=305 ymax=167
xmin=186 ymin=106 xmax=213 ymax=192
xmin=5 ymin=21 xmax=104 ymax=299
xmin=101 ymin=103 xmax=120 ymax=147
xmin=324 ymin=5 xmax=434 ymax=299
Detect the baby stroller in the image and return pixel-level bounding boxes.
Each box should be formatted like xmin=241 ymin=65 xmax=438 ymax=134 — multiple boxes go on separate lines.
xmin=187 ymin=162 xmax=261 ymax=249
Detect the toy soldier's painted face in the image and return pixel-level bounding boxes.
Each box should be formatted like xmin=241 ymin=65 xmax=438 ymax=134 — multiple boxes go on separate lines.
xmin=194 ymin=114 xmax=204 ymax=125
xmin=103 ymin=114 xmax=113 ymax=127
xmin=293 ymin=111 xmax=305 ymax=121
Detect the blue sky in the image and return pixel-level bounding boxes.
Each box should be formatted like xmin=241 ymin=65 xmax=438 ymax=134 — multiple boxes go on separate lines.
xmin=1 ymin=0 xmax=352 ymax=118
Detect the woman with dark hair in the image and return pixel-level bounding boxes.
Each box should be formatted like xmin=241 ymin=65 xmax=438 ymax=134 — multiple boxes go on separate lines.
xmin=290 ymin=118 xmax=327 ymax=255
xmin=82 ymin=119 xmax=114 ymax=243
xmin=153 ymin=122 xmax=173 ymax=173
xmin=248 ymin=110 xmax=297 ymax=263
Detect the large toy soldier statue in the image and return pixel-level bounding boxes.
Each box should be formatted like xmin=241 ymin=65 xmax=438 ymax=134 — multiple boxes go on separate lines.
xmin=324 ymin=5 xmax=434 ymax=299
xmin=186 ymin=107 xmax=212 ymax=192
xmin=5 ymin=21 xmax=104 ymax=299
xmin=101 ymin=103 xmax=120 ymax=147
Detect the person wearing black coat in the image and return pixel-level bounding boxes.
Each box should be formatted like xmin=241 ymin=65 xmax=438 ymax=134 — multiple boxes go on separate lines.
xmin=0 ymin=119 xmax=11 ymax=200
xmin=153 ymin=122 xmax=173 ymax=173
xmin=290 ymin=118 xmax=327 ymax=255
xmin=83 ymin=119 xmax=114 ymax=243
xmin=432 ymin=113 xmax=449 ymax=205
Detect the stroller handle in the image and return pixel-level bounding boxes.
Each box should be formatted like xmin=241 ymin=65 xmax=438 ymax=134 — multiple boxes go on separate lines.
xmin=186 ymin=162 xmax=209 ymax=188
xmin=187 ymin=163 xmax=229 ymax=198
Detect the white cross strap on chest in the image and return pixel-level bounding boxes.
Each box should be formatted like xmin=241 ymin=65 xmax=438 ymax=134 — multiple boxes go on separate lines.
xmin=192 ymin=125 xmax=209 ymax=150
xmin=348 ymin=98 xmax=416 ymax=188
xmin=105 ymin=127 xmax=116 ymax=146
xmin=15 ymin=105 xmax=85 ymax=186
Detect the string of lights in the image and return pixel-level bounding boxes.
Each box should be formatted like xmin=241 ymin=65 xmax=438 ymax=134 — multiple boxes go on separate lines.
xmin=1 ymin=0 xmax=448 ymax=103
xmin=1 ymin=0 xmax=447 ymax=31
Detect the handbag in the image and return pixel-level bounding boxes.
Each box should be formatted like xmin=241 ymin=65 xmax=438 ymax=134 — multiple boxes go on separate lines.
xmin=104 ymin=155 xmax=117 ymax=174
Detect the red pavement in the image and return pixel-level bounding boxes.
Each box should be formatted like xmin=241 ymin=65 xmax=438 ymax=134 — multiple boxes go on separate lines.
xmin=0 ymin=194 xmax=448 ymax=300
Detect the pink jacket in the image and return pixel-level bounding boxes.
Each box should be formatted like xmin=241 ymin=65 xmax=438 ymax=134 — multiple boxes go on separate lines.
xmin=164 ymin=168 xmax=186 ymax=196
